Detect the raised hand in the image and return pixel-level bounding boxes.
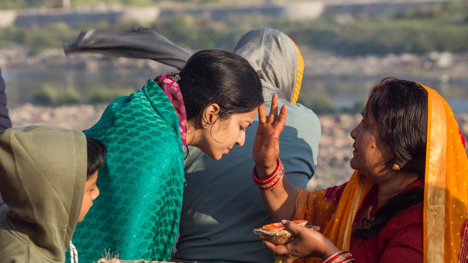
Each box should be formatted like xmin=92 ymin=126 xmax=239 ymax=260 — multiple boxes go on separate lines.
xmin=263 ymin=220 xmax=340 ymax=263
xmin=253 ymin=94 xmax=287 ymax=178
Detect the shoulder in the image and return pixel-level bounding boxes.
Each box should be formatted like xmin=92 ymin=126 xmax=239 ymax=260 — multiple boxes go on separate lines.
xmin=277 ymin=100 xmax=321 ymax=146
xmin=281 ymin=101 xmax=320 ymax=139
xmin=280 ymin=101 xmax=319 ymax=122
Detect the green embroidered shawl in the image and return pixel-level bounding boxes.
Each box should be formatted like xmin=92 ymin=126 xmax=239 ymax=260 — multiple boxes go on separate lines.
xmin=71 ymin=79 xmax=185 ymax=262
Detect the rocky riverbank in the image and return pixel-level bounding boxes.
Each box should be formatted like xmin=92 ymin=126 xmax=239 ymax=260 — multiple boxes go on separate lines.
xmin=1 ymin=47 xmax=468 ymax=82
xmin=8 ymin=103 xmax=468 ymax=189
xmin=4 ymin=45 xmax=468 ymax=189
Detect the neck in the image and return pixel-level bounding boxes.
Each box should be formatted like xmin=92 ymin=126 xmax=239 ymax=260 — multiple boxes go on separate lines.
xmin=186 ymin=119 xmax=202 ymax=148
xmin=376 ymin=170 xmax=419 ymax=209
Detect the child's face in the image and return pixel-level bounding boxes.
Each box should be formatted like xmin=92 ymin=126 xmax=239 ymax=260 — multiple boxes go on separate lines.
xmin=78 ymin=171 xmax=100 ymax=222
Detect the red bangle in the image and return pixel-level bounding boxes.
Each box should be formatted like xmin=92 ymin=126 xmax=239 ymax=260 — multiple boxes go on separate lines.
xmin=323 ymin=251 xmax=354 ymax=263
xmin=253 ymin=158 xmax=281 ymax=184
xmin=253 ymin=158 xmax=284 ymax=190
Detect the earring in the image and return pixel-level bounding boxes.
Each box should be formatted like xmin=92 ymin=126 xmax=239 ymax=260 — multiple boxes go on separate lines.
xmin=171 ymin=72 xmax=181 ymax=81
xmin=392 ymin=163 xmax=401 ymax=171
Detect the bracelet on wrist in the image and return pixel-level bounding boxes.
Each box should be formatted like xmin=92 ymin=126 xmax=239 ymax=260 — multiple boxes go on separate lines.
xmin=253 ymin=158 xmax=281 ymax=183
xmin=323 ymin=250 xmax=354 ymax=263
xmin=253 ymin=158 xmax=284 ymax=190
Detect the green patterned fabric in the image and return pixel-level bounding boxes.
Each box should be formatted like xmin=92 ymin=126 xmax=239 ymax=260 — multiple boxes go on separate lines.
xmin=71 ymin=79 xmax=185 ymax=262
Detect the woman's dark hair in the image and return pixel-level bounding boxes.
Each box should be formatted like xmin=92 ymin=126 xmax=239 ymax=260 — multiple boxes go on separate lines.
xmin=367 ymin=77 xmax=428 ymax=176
xmin=178 ymin=49 xmax=263 ymax=127
xmin=86 ymin=137 xmax=107 ymax=179
xmin=355 ymin=77 xmax=427 ymax=239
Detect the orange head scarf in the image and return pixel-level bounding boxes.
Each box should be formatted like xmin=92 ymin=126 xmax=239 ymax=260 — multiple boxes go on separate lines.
xmin=421 ymin=84 xmax=468 ymax=262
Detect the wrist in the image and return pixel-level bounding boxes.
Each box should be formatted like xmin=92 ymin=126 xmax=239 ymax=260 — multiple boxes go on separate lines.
xmin=322 ymin=250 xmax=354 ymax=263
xmin=255 ymin=164 xmax=276 ymax=178
xmin=253 ymin=158 xmax=284 ymax=190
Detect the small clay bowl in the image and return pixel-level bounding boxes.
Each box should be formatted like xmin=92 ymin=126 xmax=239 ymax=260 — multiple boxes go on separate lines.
xmin=253 ymin=220 xmax=308 ymax=245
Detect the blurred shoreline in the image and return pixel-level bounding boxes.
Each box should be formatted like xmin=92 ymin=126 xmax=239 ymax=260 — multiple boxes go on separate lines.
xmin=4 ymin=42 xmax=468 ymax=189
xmin=9 ymin=103 xmax=468 ymax=189
xmin=2 ymin=47 xmax=468 ymax=80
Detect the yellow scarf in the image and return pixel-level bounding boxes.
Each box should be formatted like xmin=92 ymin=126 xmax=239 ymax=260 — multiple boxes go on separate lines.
xmin=289 ymin=38 xmax=304 ymax=105
xmin=422 ymin=84 xmax=468 ymax=262
xmin=294 ymin=85 xmax=468 ymax=262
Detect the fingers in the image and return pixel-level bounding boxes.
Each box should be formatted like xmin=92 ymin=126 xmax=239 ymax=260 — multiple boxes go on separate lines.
xmin=258 ymin=103 xmax=267 ymax=124
xmin=281 ymin=220 xmax=303 ymax=235
xmin=274 ymin=105 xmax=288 ymax=134
xmin=268 ymin=94 xmax=279 ymax=124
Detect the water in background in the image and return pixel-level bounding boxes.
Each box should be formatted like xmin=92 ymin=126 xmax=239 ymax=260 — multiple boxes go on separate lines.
xmin=4 ymin=68 xmax=468 ymax=112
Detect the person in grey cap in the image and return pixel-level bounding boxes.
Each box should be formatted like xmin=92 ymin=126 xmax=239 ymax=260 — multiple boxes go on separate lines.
xmin=174 ymin=27 xmax=321 ymax=263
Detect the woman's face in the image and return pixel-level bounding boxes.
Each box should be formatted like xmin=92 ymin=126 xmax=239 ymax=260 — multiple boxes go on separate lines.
xmin=350 ymin=106 xmax=392 ymax=178
xmin=198 ymin=109 xmax=257 ymax=160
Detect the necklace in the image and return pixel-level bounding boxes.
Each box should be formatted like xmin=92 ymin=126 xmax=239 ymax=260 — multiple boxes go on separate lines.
xmin=350 ymin=204 xmax=375 ymax=252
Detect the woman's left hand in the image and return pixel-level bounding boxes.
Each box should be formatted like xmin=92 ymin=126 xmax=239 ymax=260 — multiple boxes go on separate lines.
xmin=253 ymin=94 xmax=288 ymax=178
xmin=263 ymin=220 xmax=340 ymax=263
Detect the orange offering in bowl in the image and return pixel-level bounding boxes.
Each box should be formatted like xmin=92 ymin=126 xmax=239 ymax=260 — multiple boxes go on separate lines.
xmin=253 ymin=220 xmax=308 ymax=245
xmin=262 ymin=220 xmax=307 ymax=230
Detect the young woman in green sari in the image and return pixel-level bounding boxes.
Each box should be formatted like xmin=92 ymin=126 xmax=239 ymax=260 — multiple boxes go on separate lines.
xmin=70 ymin=49 xmax=264 ymax=262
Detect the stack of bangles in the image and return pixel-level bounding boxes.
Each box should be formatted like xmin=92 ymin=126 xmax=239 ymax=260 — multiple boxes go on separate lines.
xmin=253 ymin=158 xmax=284 ymax=190
xmin=323 ymin=251 xmax=355 ymax=263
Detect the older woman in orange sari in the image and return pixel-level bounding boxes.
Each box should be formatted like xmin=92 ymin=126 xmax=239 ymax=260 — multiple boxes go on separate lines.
xmin=253 ymin=77 xmax=468 ymax=263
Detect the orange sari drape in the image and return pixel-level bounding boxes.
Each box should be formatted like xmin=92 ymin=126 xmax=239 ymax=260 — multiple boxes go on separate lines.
xmin=293 ymin=85 xmax=468 ymax=263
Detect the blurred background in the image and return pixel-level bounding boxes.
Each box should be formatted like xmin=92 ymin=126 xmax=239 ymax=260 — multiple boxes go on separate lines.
xmin=1 ymin=0 xmax=467 ymax=187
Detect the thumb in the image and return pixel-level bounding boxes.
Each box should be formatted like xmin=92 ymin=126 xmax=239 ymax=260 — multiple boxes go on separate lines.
xmin=281 ymin=220 xmax=303 ymax=235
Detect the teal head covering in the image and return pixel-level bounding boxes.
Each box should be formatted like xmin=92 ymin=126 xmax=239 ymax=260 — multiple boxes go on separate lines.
xmin=70 ymin=79 xmax=185 ymax=262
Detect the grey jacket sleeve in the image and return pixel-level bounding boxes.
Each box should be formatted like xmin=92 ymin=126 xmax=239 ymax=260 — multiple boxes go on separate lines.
xmin=0 ymin=68 xmax=12 ymax=130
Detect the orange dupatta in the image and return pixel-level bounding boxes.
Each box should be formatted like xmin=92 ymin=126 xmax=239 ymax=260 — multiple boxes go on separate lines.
xmin=422 ymin=84 xmax=468 ymax=263
xmin=294 ymin=173 xmax=374 ymax=263
xmin=294 ymin=84 xmax=468 ymax=263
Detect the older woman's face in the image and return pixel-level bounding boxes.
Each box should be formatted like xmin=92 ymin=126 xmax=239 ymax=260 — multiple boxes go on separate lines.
xmin=350 ymin=107 xmax=392 ymax=178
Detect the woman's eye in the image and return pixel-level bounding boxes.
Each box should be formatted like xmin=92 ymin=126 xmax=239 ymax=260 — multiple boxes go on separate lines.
xmin=361 ymin=119 xmax=368 ymax=128
xmin=240 ymin=126 xmax=245 ymax=131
